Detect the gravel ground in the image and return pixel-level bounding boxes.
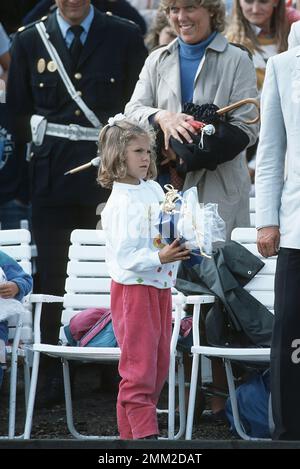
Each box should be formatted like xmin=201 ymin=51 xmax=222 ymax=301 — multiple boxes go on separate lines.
xmin=0 ymin=363 xmax=233 ymax=440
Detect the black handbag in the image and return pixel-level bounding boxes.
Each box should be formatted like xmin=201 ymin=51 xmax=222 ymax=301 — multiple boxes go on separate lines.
xmin=170 ymin=102 xmax=250 ymax=173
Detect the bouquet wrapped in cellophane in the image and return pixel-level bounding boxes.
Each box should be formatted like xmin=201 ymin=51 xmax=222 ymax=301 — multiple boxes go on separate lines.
xmin=156 ymin=185 xmax=226 ymax=265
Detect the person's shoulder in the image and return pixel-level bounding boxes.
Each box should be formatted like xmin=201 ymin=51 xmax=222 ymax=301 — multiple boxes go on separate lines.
xmin=0 ymin=250 xmax=15 ymax=267
xmin=228 ymin=42 xmax=253 ymax=61
xmin=103 ymin=188 xmax=129 ymax=213
xmin=146 ymin=40 xmax=177 ymax=64
xmin=145 ymin=179 xmax=161 ymax=188
xmin=290 ymin=19 xmax=300 ymax=33
xmin=226 ymin=41 xmax=252 ymax=61
xmin=144 ymin=179 xmax=165 ymax=198
xmin=15 ymin=15 xmax=49 ymax=38
xmin=270 ymin=46 xmax=300 ymax=70
xmin=102 ymin=10 xmax=141 ymax=33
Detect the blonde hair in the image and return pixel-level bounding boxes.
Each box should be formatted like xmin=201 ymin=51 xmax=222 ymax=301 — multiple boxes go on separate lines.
xmin=226 ymin=0 xmax=289 ymax=54
xmin=160 ymin=0 xmax=226 ymax=33
xmin=97 ymin=120 xmax=157 ymax=189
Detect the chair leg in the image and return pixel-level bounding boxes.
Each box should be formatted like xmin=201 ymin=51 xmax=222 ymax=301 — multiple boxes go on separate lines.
xmin=224 ymin=359 xmax=260 ymax=441
xmin=23 ymin=356 xmax=31 ymax=411
xmin=23 ymin=351 xmax=40 ymax=439
xmin=63 ymin=359 xmax=85 ymax=439
xmin=62 ymin=359 xmax=118 ymax=440
xmin=185 ymin=353 xmax=200 ymax=440
xmin=8 ymin=315 xmax=23 ymax=439
xmin=167 ymin=349 xmax=176 ymax=439
xmin=167 ymin=351 xmax=186 ymax=440
xmin=174 ymin=353 xmax=186 ymax=439
xmin=268 ymin=393 xmax=274 ymax=436
xmin=8 ymin=345 xmax=19 ymax=438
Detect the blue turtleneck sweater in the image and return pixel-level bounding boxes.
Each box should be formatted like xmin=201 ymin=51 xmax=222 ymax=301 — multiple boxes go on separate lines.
xmin=178 ymin=31 xmax=217 ymax=104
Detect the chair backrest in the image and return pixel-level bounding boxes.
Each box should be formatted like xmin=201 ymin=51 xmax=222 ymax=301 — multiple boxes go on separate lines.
xmin=60 ymin=229 xmax=181 ymax=342
xmin=0 ymin=229 xmax=32 ymax=343
xmin=249 ymin=197 xmax=255 ymax=228
xmin=60 ymin=229 xmax=109 ymax=340
xmin=231 ymin=227 xmax=275 ymax=313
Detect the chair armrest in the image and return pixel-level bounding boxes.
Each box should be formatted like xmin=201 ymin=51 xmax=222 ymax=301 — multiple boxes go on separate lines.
xmin=186 ymin=295 xmax=215 ymax=305
xmin=170 ymin=294 xmax=215 ymax=356
xmin=27 ymin=295 xmax=64 ymax=345
xmin=189 ymin=295 xmax=215 ymax=346
xmin=28 ymin=294 xmax=64 ymax=304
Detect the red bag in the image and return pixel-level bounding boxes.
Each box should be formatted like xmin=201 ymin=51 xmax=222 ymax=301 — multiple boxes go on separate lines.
xmin=69 ymin=307 xmax=110 ymax=341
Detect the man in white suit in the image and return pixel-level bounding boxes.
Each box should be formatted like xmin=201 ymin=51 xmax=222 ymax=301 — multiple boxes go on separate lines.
xmin=256 ymin=47 xmax=300 ymax=440
xmin=288 ymin=20 xmax=300 ymax=49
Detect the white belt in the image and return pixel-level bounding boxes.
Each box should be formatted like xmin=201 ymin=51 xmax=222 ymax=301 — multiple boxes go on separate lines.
xmin=46 ymin=123 xmax=100 ymax=141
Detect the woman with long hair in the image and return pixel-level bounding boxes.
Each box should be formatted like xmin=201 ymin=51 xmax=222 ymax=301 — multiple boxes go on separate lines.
xmin=227 ymin=0 xmax=292 ymax=91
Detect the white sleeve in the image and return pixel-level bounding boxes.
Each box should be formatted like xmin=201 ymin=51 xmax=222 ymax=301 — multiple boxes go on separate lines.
xmin=255 ymin=57 xmax=286 ymax=229
xmin=103 ymin=195 xmax=162 ymax=272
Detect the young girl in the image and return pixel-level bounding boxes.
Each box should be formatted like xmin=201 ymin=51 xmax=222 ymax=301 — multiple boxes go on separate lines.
xmin=98 ymin=117 xmax=190 ymax=440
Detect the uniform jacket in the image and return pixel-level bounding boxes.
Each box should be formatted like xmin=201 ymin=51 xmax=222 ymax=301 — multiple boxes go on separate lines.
xmin=256 ymin=48 xmax=300 ymax=249
xmin=7 ymin=9 xmax=147 ymax=206
xmin=125 ymin=33 xmax=259 ymax=238
xmin=176 ymin=241 xmax=273 ymax=347
xmin=22 ymin=0 xmax=147 ymax=35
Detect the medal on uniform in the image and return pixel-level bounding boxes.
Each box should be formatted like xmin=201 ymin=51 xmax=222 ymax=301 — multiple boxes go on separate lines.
xmin=37 ymin=58 xmax=46 ymax=73
xmin=47 ymin=60 xmax=57 ymax=72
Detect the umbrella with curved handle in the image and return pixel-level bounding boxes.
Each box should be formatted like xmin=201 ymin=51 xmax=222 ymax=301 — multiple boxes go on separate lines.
xmin=217 ymin=98 xmax=260 ymax=124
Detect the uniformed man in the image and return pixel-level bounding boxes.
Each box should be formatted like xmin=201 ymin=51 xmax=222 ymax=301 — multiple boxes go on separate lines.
xmin=7 ymin=0 xmax=147 ymax=405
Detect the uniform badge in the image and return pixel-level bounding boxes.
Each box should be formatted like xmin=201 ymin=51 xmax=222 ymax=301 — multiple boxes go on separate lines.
xmin=47 ymin=61 xmax=57 ymax=72
xmin=37 ymin=58 xmax=46 ymax=73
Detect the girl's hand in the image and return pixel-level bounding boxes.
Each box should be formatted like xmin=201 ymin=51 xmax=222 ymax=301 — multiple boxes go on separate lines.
xmin=0 ymin=281 xmax=19 ymax=299
xmin=158 ymin=239 xmax=190 ymax=264
xmin=154 ymin=110 xmax=196 ymax=150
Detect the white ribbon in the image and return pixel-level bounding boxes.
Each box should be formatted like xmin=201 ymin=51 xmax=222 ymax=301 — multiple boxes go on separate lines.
xmin=107 ymin=113 xmax=126 ymax=127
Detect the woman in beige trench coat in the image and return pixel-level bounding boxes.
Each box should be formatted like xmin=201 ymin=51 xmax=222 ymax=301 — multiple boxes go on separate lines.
xmin=125 ymin=0 xmax=259 ymax=239
xmin=125 ymin=0 xmax=259 ymax=422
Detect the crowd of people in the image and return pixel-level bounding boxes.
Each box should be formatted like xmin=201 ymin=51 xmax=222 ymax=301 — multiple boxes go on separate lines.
xmin=0 ymin=0 xmax=300 ymax=441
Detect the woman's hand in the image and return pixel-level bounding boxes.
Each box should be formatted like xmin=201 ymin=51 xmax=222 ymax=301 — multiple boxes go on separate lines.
xmin=158 ymin=239 xmax=190 ymax=264
xmin=154 ymin=110 xmax=196 ymax=150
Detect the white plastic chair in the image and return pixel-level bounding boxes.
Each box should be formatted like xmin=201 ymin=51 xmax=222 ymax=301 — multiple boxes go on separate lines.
xmin=250 ymin=197 xmax=255 ymax=227
xmin=185 ymin=227 xmax=273 ymax=441
xmin=0 ymin=229 xmax=32 ymax=439
xmin=23 ymin=228 xmax=214 ymax=440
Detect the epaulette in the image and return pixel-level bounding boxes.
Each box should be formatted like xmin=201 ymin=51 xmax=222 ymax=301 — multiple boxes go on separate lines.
xmin=17 ymin=15 xmax=48 ymax=34
xmin=105 ymin=11 xmax=138 ymax=29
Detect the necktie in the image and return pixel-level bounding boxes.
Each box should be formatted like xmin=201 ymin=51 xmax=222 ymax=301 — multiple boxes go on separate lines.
xmin=69 ymin=25 xmax=83 ymax=67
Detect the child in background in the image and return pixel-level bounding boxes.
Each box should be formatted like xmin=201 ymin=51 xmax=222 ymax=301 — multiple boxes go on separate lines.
xmin=0 ymin=250 xmax=33 ymax=388
xmin=98 ymin=117 xmax=189 ymax=439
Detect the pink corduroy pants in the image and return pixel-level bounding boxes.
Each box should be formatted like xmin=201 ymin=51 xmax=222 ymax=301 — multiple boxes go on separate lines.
xmin=110 ymin=281 xmax=172 ymax=439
